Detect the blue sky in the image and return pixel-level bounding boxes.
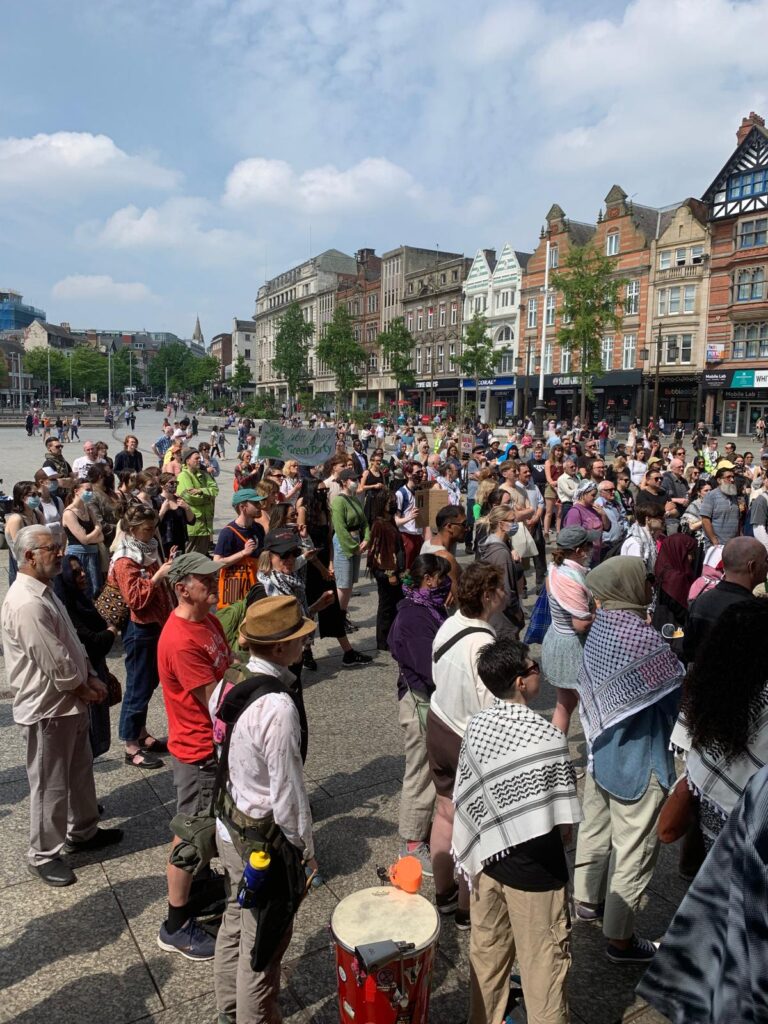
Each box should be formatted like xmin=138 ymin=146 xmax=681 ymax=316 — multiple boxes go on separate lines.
xmin=1 ymin=0 xmax=767 ymax=341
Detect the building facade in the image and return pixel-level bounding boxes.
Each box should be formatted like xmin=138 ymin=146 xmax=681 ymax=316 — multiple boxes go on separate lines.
xmin=0 ymin=290 xmax=46 ymax=331
xmin=252 ymin=249 xmax=357 ymax=409
xmin=335 ymin=249 xmax=384 ymax=411
xmin=461 ymin=244 xmax=530 ymax=422
xmin=24 ymin=319 xmax=79 ymax=351
xmin=401 ymin=255 xmax=472 ymax=417
xmin=209 ymin=332 xmax=233 ymax=386
xmin=702 ymin=112 xmax=768 ymax=436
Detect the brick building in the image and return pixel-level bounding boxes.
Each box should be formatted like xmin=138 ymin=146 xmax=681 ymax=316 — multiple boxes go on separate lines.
xmin=335 ymin=248 xmax=382 ymax=411
xmin=702 ymin=112 xmax=768 ymax=436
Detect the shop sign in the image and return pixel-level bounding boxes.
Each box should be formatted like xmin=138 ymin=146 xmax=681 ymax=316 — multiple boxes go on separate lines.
xmin=663 ymin=386 xmax=698 ymax=397
xmin=415 ymin=380 xmax=440 ymax=389
xmin=706 ymin=343 xmax=727 ymax=361
xmin=703 ymin=371 xmax=729 ymax=388
xmin=732 ymin=369 xmax=756 ymax=388
xmin=724 ymin=389 xmax=761 ymax=400
xmin=552 ymin=375 xmax=580 ymax=387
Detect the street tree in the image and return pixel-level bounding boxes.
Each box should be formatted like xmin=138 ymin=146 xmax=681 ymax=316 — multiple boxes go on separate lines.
xmin=552 ymin=245 xmax=627 ymax=423
xmin=453 ymin=312 xmax=496 ymax=421
xmin=23 ymin=348 xmax=68 ymax=402
xmin=230 ymin=355 xmax=253 ymax=401
xmin=378 ymin=317 xmax=415 ymax=403
xmin=316 ymin=305 xmax=366 ymax=418
xmin=273 ymin=302 xmax=314 ymax=414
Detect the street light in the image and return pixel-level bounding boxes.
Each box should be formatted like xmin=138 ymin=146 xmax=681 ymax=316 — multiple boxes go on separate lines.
xmin=515 ymin=333 xmax=535 ymax=422
xmin=639 ymin=324 xmax=678 ymax=427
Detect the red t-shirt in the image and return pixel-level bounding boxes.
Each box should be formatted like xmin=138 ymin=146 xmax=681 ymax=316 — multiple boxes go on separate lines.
xmin=158 ymin=611 xmax=233 ymax=763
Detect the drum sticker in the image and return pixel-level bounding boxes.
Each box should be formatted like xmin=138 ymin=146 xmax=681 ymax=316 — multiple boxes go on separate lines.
xmin=342 ymin=999 xmax=355 ymax=1018
xmin=338 ymin=965 xmax=347 ymax=983
xmin=376 ymin=967 xmax=395 ymax=989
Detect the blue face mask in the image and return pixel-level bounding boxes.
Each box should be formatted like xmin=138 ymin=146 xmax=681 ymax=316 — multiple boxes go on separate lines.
xmin=48 ymin=481 xmax=59 ymax=495
xmin=81 ymin=490 xmax=94 ymax=504
xmin=26 ymin=496 xmax=41 ymax=510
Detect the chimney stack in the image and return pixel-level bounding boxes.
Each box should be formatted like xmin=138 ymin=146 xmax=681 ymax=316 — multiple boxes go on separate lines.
xmin=737 ymin=111 xmax=765 ymax=144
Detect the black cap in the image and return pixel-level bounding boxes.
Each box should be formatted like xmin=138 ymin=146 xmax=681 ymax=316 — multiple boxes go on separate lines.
xmin=264 ymin=527 xmax=303 ymax=556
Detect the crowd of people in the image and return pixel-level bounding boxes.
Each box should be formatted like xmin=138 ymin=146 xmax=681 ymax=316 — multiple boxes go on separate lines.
xmin=3 ymin=409 xmax=768 ymax=1024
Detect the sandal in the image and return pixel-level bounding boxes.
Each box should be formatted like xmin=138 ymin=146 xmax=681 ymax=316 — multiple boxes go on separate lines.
xmin=140 ymin=736 xmax=169 ymax=753
xmin=125 ymin=750 xmax=164 ymax=770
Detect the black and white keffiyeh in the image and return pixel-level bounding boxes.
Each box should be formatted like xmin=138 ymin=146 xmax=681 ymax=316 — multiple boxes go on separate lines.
xmin=452 ymin=700 xmax=582 ymax=884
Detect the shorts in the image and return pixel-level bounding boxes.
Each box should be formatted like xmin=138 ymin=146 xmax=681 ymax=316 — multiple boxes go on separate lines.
xmin=544 ymin=484 xmax=559 ymax=501
xmin=425 ymin=709 xmax=463 ymax=798
xmin=172 ymin=755 xmax=218 ymax=815
xmin=333 ymin=535 xmax=361 ymax=589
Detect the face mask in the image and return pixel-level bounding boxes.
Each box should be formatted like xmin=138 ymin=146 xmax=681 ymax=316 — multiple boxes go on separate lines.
xmin=432 ymin=578 xmax=452 ymax=603
xmin=48 ymin=481 xmax=59 ymax=495
xmin=81 ymin=490 xmax=94 ymax=504
xmin=505 ymin=521 xmax=516 ymax=534
xmin=347 ymin=482 xmax=359 ymax=495
xmin=27 ymin=496 xmax=41 ymax=510
xmin=144 ymin=484 xmax=160 ymax=496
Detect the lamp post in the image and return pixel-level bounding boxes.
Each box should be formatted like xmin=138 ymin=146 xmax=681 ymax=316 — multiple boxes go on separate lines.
xmin=515 ymin=333 xmax=535 ymax=422
xmin=47 ymin=347 xmax=51 ymax=410
xmin=639 ymin=324 xmax=677 ymax=429
xmin=68 ymin=351 xmax=73 ymax=399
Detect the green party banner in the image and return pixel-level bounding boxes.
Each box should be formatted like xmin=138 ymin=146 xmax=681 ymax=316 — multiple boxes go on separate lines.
xmin=258 ymin=422 xmax=337 ymax=465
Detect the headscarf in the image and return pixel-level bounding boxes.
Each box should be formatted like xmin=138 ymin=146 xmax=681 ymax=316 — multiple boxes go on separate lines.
xmin=452 ymin=700 xmax=583 ymax=885
xmin=401 ymin=579 xmax=451 ymax=627
xmin=587 ymin=555 xmax=649 ymax=617
xmin=655 ymin=534 xmax=698 ymax=608
xmin=574 ymin=479 xmax=597 ymax=501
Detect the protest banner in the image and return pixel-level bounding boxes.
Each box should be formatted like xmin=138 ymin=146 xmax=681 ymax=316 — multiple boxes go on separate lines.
xmin=460 ymin=433 xmax=474 ymax=454
xmin=257 ymin=422 xmax=337 ymax=465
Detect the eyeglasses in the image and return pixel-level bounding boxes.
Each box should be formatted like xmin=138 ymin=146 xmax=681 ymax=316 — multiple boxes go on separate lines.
xmin=520 ymin=661 xmax=540 ymax=679
xmin=649 ymin=476 xmax=662 ymax=482
xmin=33 ymin=543 xmax=63 ymax=555
xmin=601 ymin=487 xmax=615 ymax=493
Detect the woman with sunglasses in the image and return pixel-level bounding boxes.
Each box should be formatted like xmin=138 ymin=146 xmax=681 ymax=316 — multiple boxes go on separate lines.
xmin=157 ymin=473 xmax=194 ymax=558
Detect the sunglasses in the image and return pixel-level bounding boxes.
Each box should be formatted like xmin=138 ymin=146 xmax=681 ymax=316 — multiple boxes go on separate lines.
xmin=520 ymin=661 xmax=540 ymax=679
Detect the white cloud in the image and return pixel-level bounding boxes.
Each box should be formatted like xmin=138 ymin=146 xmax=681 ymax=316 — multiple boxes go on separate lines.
xmin=223 ymin=156 xmax=425 ymax=213
xmin=52 ymin=274 xmax=155 ymax=303
xmin=78 ymin=197 xmax=260 ymax=264
xmin=0 ymin=131 xmax=179 ymax=191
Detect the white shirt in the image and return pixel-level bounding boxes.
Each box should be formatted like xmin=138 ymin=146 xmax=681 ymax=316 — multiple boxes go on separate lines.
xmin=2 ymin=573 xmax=91 ymax=725
xmin=430 ymin=611 xmax=496 ymax=737
xmin=208 ymin=656 xmax=314 ymax=857
xmin=72 ymin=455 xmax=97 ymax=480
xmin=627 ymin=459 xmax=648 ymax=487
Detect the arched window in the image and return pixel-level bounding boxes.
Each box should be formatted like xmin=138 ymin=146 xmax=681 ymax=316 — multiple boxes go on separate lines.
xmin=496 ymin=326 xmax=513 ymax=344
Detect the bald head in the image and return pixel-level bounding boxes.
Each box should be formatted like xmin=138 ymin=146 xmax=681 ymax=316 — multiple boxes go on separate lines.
xmin=722 ymin=537 xmax=768 ymax=587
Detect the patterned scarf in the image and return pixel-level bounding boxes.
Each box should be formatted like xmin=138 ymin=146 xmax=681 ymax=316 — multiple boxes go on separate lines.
xmin=452 ymin=700 xmax=583 ymax=884
xmin=401 ymin=581 xmax=450 ymax=627
xmin=257 ymin=569 xmax=309 ymax=616
xmin=624 ymin=521 xmax=657 ymax=571
xmin=109 ymin=534 xmax=159 ymax=569
xmin=578 ymin=608 xmax=684 ymax=750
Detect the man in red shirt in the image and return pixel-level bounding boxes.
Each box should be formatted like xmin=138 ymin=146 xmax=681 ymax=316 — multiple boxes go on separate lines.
xmin=157 ymin=552 xmax=233 ymax=961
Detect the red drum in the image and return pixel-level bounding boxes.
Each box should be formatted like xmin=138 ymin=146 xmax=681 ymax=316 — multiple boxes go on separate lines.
xmin=330 ymin=886 xmax=440 ymax=1023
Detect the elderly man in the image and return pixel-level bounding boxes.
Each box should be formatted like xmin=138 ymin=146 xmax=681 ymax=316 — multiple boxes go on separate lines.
xmin=660 ymin=457 xmax=689 ymax=535
xmin=71 ymin=440 xmax=99 ymax=480
xmin=1 ymin=524 xmax=122 ymax=886
xmin=700 ymin=465 xmax=742 ymax=549
xmin=596 ymin=479 xmax=627 ymax=556
xmin=152 ymin=425 xmax=175 ymax=466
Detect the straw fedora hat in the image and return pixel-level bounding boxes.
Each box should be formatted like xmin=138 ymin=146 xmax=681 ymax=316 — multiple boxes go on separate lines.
xmin=238 ymin=595 xmax=315 ymax=648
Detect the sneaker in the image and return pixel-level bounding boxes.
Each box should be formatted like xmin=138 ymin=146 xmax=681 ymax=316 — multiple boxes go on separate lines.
xmin=605 ymin=935 xmax=659 ymax=964
xmin=436 ymin=884 xmax=459 ymax=915
xmin=303 ymin=649 xmax=318 ymax=671
xmin=455 ymin=908 xmax=471 ymax=931
xmin=400 ymin=841 xmax=433 ymax=877
xmin=28 ymin=857 xmax=77 ymax=887
xmin=342 ymin=650 xmax=372 ymax=668
xmin=157 ymin=919 xmax=216 ymax=961
xmin=574 ymin=900 xmax=605 ymax=922
xmin=63 ymin=827 xmax=124 ymax=854
xmin=343 ymin=615 xmax=358 ymax=633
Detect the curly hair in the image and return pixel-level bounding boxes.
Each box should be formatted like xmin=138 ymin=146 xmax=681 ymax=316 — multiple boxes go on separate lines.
xmin=121 ymin=503 xmax=159 ymax=532
xmin=457 ymin=562 xmax=503 ymax=618
xmin=683 ymin=602 xmax=768 ymax=762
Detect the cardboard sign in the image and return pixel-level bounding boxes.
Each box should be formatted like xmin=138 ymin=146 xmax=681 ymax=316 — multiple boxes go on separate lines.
xmin=258 ymin=422 xmax=337 ymax=465
xmin=460 ymin=433 xmax=474 ymax=454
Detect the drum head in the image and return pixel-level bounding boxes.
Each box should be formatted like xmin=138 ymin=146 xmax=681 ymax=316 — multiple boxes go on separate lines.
xmin=331 ymin=886 xmax=440 ymax=954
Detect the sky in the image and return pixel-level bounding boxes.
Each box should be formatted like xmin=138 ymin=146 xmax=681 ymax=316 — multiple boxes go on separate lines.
xmin=1 ymin=0 xmax=767 ymax=343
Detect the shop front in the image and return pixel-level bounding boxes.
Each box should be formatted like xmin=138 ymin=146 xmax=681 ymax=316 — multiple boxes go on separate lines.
xmin=703 ymin=368 xmax=768 ymax=437
xmin=648 ymin=375 xmax=701 ymax=427
xmin=515 ymin=370 xmax=643 ymax=428
xmin=460 ymin=376 xmax=516 ymax=424
xmin=411 ymin=377 xmax=462 ymax=420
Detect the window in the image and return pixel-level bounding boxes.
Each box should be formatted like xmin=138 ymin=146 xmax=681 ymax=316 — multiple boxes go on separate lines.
xmin=406 ymin=312 xmax=413 ymax=331
xmin=244 ymin=348 xmax=251 ymax=359
xmin=738 ymin=218 xmax=768 ymax=249
xmin=658 ymin=286 xmax=681 ymax=315
xmin=527 ymin=297 xmax=537 ymax=328
xmin=417 ymin=310 xmax=423 ymax=331
xmin=415 ymin=348 xmax=422 ymax=373
xmin=440 ymin=273 xmax=446 ymax=285
xmin=497 ymin=326 xmax=513 ymax=344
xmin=675 ymin=248 xmax=687 ymax=267
xmin=450 ymin=304 xmax=458 ymax=325
xmin=368 ymin=351 xmax=378 ymax=371
xmin=449 ymin=342 xmax=456 ymax=365
xmin=622 ymin=333 xmax=636 ymax=370
xmin=425 ymin=348 xmax=432 ymax=372
xmin=546 ymin=292 xmax=556 ymax=326
xmin=367 ymin=294 xmax=378 ymax=313
xmin=439 ymin=304 xmax=446 ymax=327
xmin=407 ymin=282 xmax=414 ymax=294
xmin=625 ymin=279 xmax=639 ymax=315
xmin=728 ymin=169 xmax=768 ymax=200
xmin=691 ymin=245 xmax=704 ymax=264
xmin=474 ymin=296 xmax=482 ymax=313
xmin=601 ymin=335 xmax=613 ymax=371
xmin=659 ymin=250 xmax=671 ymax=270
xmin=548 ymin=245 xmax=559 ymax=269
xmin=561 ymin=348 xmax=571 ymax=372
xmin=427 ymin=307 xmax=434 ymax=329
xmin=736 ymin=268 xmax=765 ymax=302
xmin=437 ymin=345 xmax=444 ymax=371
xmin=683 ymin=284 xmax=696 ymax=312
xmin=497 ymin=351 xmax=514 ymax=373
xmin=544 ymin=342 xmax=553 ymax=374
xmin=527 ymin=348 xmax=536 ymax=375
xmin=679 ymin=333 xmax=692 ymax=363
xmin=733 ymin=321 xmax=768 ymax=359
xmin=452 ymin=270 xmax=458 ymax=281
xmin=606 ymin=232 xmax=619 ymax=256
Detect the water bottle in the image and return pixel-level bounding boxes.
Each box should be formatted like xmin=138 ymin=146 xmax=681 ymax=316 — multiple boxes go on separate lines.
xmin=237 ymin=850 xmax=271 ymax=908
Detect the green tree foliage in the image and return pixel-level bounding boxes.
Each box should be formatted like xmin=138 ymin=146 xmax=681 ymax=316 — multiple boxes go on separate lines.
xmin=316 ymin=305 xmax=366 ymax=418
xmin=24 ymin=348 xmax=69 ymax=396
xmin=378 ymin=317 xmax=415 ymax=399
xmin=148 ymin=343 xmax=219 ymax=394
xmin=453 ymin=312 xmax=496 ymax=418
xmin=551 ymin=245 xmax=627 ymax=421
xmin=273 ymin=302 xmax=314 ymax=411
xmin=231 ymin=354 xmax=253 ymax=393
